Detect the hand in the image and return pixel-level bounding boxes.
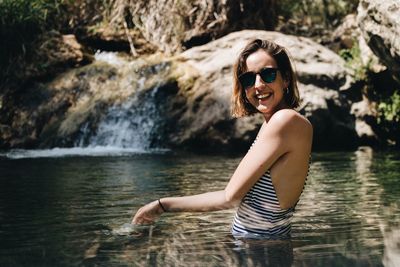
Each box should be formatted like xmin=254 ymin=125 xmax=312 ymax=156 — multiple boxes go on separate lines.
xmin=132 ymin=200 xmax=164 ymax=225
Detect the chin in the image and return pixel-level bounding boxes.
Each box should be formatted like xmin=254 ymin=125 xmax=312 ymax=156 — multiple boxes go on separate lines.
xmin=256 ymin=104 xmax=269 ymax=112
xmin=258 ymin=108 xmax=272 ymax=114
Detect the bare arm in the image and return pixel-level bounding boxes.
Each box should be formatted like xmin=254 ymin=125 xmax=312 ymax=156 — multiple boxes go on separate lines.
xmin=225 ymin=110 xmax=312 ymax=208
xmin=132 ymin=190 xmax=238 ymax=224
xmin=132 ymin=110 xmax=311 ymax=224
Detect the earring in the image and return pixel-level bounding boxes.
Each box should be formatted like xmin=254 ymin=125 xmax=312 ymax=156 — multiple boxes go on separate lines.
xmin=285 ymin=87 xmax=289 ymax=94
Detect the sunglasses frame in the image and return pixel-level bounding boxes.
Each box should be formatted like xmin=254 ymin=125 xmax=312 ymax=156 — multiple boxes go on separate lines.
xmin=238 ymin=67 xmax=278 ymax=90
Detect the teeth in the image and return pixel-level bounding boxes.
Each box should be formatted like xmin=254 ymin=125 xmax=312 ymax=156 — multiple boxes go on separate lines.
xmin=257 ymin=93 xmax=272 ymax=99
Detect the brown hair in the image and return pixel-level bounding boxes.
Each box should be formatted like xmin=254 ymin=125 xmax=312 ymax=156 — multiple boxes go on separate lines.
xmin=231 ymin=39 xmax=300 ymax=117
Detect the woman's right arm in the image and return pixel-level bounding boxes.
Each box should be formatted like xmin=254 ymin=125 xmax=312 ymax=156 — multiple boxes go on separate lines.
xmin=132 ymin=190 xmax=239 ymax=224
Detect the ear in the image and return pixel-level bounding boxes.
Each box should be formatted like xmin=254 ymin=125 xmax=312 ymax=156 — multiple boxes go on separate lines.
xmin=283 ymin=80 xmax=289 ymax=89
xmin=282 ymin=72 xmax=290 ymax=88
xmin=283 ymin=78 xmax=290 ymax=88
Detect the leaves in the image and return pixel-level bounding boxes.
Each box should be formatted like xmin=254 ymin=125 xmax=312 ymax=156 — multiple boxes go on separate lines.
xmin=378 ymin=91 xmax=400 ymax=123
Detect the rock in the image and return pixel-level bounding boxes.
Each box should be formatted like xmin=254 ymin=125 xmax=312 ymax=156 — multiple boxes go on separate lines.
xmin=331 ymin=14 xmax=360 ymax=50
xmin=80 ymin=26 xmax=158 ymax=55
xmin=180 ymin=30 xmax=353 ymax=90
xmin=0 ymin=124 xmax=13 ymax=148
xmin=299 ymin=83 xmax=358 ymax=149
xmin=350 ymin=97 xmax=380 ymax=146
xmin=0 ymin=30 xmax=359 ymax=151
xmin=331 ymin=14 xmax=385 ymax=72
xmin=122 ymin=0 xmax=276 ymax=55
xmin=167 ymin=30 xmax=357 ymax=150
xmin=357 ymin=0 xmax=400 ymax=84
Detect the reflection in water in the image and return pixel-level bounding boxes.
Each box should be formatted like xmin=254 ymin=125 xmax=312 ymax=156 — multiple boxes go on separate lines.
xmin=0 ymin=149 xmax=399 ymax=266
xmin=354 ymin=147 xmax=400 ymax=267
xmin=82 ymin=222 xmax=294 ymax=267
xmin=232 ymin=238 xmax=293 ymax=267
xmin=382 ymin=228 xmax=400 ymax=267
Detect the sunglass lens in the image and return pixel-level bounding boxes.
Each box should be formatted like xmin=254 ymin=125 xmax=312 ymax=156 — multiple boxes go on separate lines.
xmin=260 ymin=68 xmax=277 ymax=83
xmin=239 ymin=73 xmax=256 ymax=89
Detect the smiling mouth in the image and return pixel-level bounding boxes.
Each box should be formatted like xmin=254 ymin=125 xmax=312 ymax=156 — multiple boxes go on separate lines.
xmin=256 ymin=92 xmax=272 ymax=100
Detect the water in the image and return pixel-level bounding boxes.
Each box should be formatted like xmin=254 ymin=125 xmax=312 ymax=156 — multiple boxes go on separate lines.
xmin=73 ymin=51 xmax=172 ymax=150
xmin=0 ymin=147 xmax=399 ymax=266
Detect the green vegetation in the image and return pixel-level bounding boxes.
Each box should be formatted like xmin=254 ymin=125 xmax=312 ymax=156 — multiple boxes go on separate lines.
xmin=377 ymin=91 xmax=400 ymax=146
xmin=277 ymin=0 xmax=358 ymax=27
xmin=378 ymin=91 xmax=400 ymax=123
xmin=0 ymin=0 xmax=64 ymax=59
xmin=339 ymin=42 xmax=368 ymax=81
xmin=0 ymin=0 xmax=69 ymax=85
xmin=339 ymin=39 xmax=399 ymax=147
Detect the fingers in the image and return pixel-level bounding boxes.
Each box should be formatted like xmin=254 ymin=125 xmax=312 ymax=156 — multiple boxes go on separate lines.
xmin=132 ymin=211 xmax=149 ymax=225
xmin=131 ymin=206 xmax=155 ymax=225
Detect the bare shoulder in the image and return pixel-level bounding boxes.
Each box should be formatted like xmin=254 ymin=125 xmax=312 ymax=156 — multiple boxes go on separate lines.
xmin=268 ymin=109 xmax=312 ymax=132
xmin=267 ymin=109 xmax=313 ymax=151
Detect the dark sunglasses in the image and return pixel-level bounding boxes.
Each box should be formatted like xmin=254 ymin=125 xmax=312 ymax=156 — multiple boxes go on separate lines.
xmin=238 ymin=67 xmax=278 ymax=90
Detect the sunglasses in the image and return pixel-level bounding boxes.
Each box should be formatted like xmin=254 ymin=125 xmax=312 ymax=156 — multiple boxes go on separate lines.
xmin=238 ymin=67 xmax=278 ymax=90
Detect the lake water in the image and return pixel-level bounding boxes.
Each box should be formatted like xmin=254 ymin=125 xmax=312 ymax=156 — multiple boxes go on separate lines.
xmin=0 ymin=147 xmax=399 ymax=266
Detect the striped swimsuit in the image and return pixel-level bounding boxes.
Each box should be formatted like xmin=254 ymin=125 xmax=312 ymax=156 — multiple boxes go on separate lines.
xmin=231 ymin=139 xmax=307 ymax=238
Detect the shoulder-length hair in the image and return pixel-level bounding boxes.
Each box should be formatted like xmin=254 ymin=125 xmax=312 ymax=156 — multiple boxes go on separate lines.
xmin=231 ymin=39 xmax=300 ymax=117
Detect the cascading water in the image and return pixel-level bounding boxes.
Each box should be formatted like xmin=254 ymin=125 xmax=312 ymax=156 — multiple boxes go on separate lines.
xmin=75 ymin=87 xmax=161 ymax=150
xmin=74 ymin=51 xmax=168 ymax=151
xmin=2 ymin=51 xmax=171 ymax=158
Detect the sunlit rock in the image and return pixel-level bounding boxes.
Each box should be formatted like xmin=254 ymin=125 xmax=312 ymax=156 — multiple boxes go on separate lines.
xmin=172 ymin=30 xmax=357 ymax=150
xmin=357 ymin=0 xmax=400 ymax=84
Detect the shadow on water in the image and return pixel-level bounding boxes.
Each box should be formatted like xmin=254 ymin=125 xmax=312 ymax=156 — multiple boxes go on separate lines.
xmin=0 ymin=147 xmax=399 ymax=266
xmin=80 ymin=222 xmax=295 ymax=267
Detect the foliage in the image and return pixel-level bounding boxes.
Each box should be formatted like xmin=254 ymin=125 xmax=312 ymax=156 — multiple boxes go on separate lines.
xmin=0 ymin=0 xmax=64 ymax=58
xmin=378 ymin=91 xmax=400 ymax=123
xmin=338 ymin=39 xmax=400 ymax=147
xmin=339 ymin=42 xmax=369 ymax=81
xmin=0 ymin=0 xmax=69 ymax=87
xmin=377 ymin=90 xmax=400 ymax=146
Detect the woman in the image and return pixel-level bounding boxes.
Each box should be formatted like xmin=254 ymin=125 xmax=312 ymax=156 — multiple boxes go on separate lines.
xmin=132 ymin=39 xmax=313 ymax=238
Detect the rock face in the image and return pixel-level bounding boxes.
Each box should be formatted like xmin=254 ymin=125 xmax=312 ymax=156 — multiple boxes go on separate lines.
xmin=331 ymin=14 xmax=384 ymax=70
xmin=120 ymin=0 xmax=276 ymax=55
xmin=0 ymin=30 xmax=358 ymax=151
xmin=357 ymin=0 xmax=400 ymax=84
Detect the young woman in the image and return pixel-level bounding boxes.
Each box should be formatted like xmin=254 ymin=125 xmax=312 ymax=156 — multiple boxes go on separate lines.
xmin=132 ymin=39 xmax=313 ymax=238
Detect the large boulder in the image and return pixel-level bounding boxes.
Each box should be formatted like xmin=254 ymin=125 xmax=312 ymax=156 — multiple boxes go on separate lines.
xmin=169 ymin=30 xmax=357 ymax=150
xmin=357 ymin=0 xmax=400 ymax=84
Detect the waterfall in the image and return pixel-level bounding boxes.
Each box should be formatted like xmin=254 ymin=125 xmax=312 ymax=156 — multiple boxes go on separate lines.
xmin=75 ymin=87 xmax=162 ymax=150
xmin=2 ymin=51 xmax=171 ymax=158
xmin=71 ymin=51 xmax=170 ymax=151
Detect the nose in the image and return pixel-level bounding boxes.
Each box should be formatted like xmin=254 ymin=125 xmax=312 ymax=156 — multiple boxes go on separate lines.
xmin=254 ymin=73 xmax=264 ymax=90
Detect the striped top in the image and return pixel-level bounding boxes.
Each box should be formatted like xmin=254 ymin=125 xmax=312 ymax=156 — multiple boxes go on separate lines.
xmin=231 ymin=170 xmax=295 ymax=237
xmin=231 ymin=139 xmax=308 ymax=238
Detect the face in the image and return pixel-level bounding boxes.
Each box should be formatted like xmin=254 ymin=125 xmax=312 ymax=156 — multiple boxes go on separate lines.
xmin=242 ymin=49 xmax=288 ymax=118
